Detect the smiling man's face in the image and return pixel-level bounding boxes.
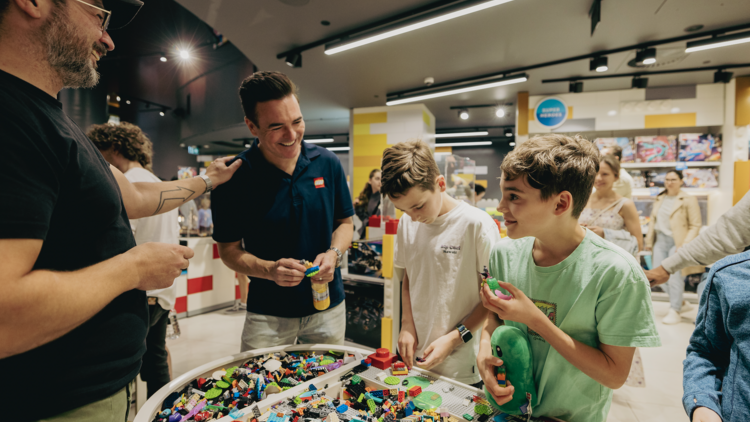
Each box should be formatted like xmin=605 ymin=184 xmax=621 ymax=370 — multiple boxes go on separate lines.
xmin=248 ymin=95 xmax=306 ymax=163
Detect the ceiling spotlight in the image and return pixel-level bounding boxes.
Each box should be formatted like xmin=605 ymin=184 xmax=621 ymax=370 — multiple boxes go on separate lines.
xmin=126 ymin=100 xmax=131 ymax=104
xmin=505 ymin=131 xmax=513 ymax=137
xmin=160 ymin=56 xmax=167 ymax=62
xmin=569 ymin=81 xmax=583 ymax=93
xmin=714 ymin=69 xmax=733 ymax=83
xmin=590 ymin=56 xmax=608 ymax=72
xmin=178 ymin=49 xmax=190 ymax=60
xmin=285 ymin=52 xmax=302 ymax=68
xmin=159 ymin=109 xmax=166 ymax=117
xmin=245 ymin=144 xmax=251 ymax=148
xmin=509 ymin=142 xmax=516 ymax=147
xmin=632 ymin=76 xmax=648 ymax=89
xmin=116 ymin=96 xmax=121 ymax=102
xmin=636 ymin=48 xmax=657 ymax=65
xmin=459 ymin=109 xmax=469 ymax=120
xmin=495 ymin=108 xmax=505 ymax=118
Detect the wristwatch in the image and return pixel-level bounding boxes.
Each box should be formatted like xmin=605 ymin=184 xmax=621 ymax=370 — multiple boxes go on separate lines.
xmin=456 ymin=323 xmax=473 ymax=343
xmin=198 ymin=175 xmax=213 ymax=193
xmin=327 ymin=247 xmax=343 ymax=268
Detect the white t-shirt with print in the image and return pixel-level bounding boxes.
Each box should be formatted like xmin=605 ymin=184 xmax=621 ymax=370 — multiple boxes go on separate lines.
xmin=125 ymin=168 xmax=180 ymax=310
xmin=394 ymin=201 xmax=502 ymax=384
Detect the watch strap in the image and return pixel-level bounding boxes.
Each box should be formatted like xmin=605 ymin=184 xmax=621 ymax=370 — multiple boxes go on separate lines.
xmin=198 ymin=175 xmax=213 ymax=193
xmin=327 ymin=247 xmax=343 ymax=268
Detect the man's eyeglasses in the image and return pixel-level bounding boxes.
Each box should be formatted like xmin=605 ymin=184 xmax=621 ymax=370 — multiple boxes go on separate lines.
xmin=72 ymin=0 xmax=112 ymax=31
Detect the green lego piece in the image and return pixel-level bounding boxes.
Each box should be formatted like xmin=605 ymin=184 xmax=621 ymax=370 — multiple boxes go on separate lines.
xmin=320 ymin=357 xmax=336 ymax=366
xmin=413 ymin=391 xmax=442 ymax=410
xmin=358 ymin=393 xmax=365 ymax=403
xmin=474 ymin=404 xmax=492 ymax=415
xmin=484 ymin=325 xmax=537 ymax=416
xmin=462 ymin=414 xmax=473 ymax=421
xmin=216 ymin=380 xmax=230 ymax=389
xmin=384 ymin=376 xmax=400 ymax=386
xmin=367 ymin=399 xmax=377 ymax=413
xmin=351 ymin=375 xmax=362 ymax=385
xmin=205 ymin=388 xmax=223 ymax=400
xmin=403 ymin=376 xmax=431 ymax=389
xmin=294 ymin=397 xmax=302 ymax=405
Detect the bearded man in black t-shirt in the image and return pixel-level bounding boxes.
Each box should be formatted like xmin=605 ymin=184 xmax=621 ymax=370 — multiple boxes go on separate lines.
xmin=0 ymin=1 xmax=240 ymax=421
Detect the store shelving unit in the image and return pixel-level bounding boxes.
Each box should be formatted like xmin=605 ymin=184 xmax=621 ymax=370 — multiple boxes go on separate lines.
xmin=621 ymin=161 xmax=721 ymax=169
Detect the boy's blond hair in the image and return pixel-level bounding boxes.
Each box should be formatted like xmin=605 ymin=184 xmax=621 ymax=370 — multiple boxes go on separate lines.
xmin=501 ymin=134 xmax=599 ymax=218
xmin=381 ymin=140 xmax=441 ymax=199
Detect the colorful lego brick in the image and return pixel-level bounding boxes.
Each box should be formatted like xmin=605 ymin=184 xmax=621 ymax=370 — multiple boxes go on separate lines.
xmin=398 ymin=391 xmax=405 ymax=402
xmin=462 ymin=415 xmax=473 ymax=421
xmin=408 ymin=386 xmax=422 ymax=397
xmin=368 ymin=399 xmax=378 ymax=413
xmin=351 ymin=375 xmax=362 ymax=385
xmin=369 ymin=348 xmax=398 ymax=370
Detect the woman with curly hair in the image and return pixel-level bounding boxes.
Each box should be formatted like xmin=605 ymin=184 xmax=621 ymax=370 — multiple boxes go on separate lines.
xmin=88 ymin=122 xmax=177 ymax=397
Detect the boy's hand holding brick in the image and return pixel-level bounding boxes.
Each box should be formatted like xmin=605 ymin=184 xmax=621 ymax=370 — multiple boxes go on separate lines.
xmin=480 ymin=282 xmax=545 ymax=329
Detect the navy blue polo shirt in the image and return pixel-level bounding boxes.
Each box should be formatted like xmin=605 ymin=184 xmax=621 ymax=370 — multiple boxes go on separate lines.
xmin=212 ymin=140 xmax=354 ymax=317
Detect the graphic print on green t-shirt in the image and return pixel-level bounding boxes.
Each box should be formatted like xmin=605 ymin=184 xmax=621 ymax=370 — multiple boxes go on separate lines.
xmin=528 ymin=299 xmax=557 ymax=341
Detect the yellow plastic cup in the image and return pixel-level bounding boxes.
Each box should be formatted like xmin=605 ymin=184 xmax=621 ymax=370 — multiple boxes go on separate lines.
xmin=312 ymin=282 xmax=330 ymax=311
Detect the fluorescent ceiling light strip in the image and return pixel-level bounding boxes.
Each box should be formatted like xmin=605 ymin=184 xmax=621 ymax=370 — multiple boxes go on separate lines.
xmin=325 ymin=0 xmax=513 ymax=55
xmin=434 ymin=131 xmax=489 ymax=138
xmin=305 ymin=138 xmax=335 ymax=143
xmin=436 ymin=141 xmax=492 ymax=147
xmin=386 ymin=75 xmax=527 ymax=106
xmin=327 ymin=146 xmax=350 ymax=151
xmin=686 ymin=31 xmax=750 ymax=53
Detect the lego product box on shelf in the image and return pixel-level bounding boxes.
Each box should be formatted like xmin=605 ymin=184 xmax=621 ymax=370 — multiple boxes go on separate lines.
xmin=635 ymin=136 xmax=677 ymax=163
xmin=594 ymin=137 xmax=635 ymax=162
xmin=343 ymin=281 xmax=384 ymax=349
xmin=678 ymin=133 xmax=721 ymax=161
xmin=346 ymin=239 xmax=383 ymax=279
xmin=682 ymin=168 xmax=719 ymax=188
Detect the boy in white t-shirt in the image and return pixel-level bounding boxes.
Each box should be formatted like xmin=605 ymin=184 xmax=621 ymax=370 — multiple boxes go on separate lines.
xmin=381 ymin=140 xmax=501 ymax=386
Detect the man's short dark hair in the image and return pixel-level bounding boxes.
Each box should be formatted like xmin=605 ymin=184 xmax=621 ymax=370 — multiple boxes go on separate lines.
xmin=238 ymin=71 xmax=298 ymax=125
xmin=474 ymin=184 xmax=485 ymax=195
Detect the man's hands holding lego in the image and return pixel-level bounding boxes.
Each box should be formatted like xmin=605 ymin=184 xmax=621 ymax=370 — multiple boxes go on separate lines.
xmin=416 ymin=331 xmax=461 ymax=371
xmin=128 ymin=243 xmax=194 ymax=291
xmin=477 ymin=340 xmax=515 ymax=405
xmin=269 ymin=258 xmax=307 ymax=287
xmin=398 ymin=323 xmax=419 ymax=369
xmin=480 ymin=282 xmax=543 ymax=329
xmin=311 ymin=250 xmax=337 ymax=284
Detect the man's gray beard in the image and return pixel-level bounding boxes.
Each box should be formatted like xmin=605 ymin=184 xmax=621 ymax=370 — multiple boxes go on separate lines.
xmin=43 ymin=9 xmax=100 ymax=89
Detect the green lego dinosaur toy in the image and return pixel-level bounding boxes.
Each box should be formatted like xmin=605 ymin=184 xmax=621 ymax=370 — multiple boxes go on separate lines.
xmin=484 ymin=325 xmax=537 ymax=416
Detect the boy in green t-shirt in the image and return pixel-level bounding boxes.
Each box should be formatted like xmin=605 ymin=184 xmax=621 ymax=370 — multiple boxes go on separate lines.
xmin=477 ymin=134 xmax=660 ymax=422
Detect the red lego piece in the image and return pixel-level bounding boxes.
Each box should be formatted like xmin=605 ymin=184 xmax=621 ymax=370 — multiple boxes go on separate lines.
xmin=197 ymin=377 xmax=207 ymax=388
xmin=398 ymin=391 xmax=405 ymax=402
xmin=364 ymin=358 xmax=372 ymax=365
xmin=293 ymin=416 xmax=299 ymax=422
xmin=369 ymin=348 xmax=398 ymax=370
xmin=369 ymin=215 xmax=381 ymax=228
xmin=408 ymin=386 xmax=422 ymax=397
xmin=385 ymin=219 xmax=399 ymax=235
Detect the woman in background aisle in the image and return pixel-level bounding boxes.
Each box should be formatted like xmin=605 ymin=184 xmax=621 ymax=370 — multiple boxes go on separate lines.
xmin=645 ymin=170 xmax=703 ymax=325
xmin=354 ymin=169 xmax=382 ymax=239
xmin=580 ymin=155 xmax=643 ymax=255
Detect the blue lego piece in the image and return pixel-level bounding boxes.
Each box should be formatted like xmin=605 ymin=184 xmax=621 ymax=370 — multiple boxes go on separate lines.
xmin=336 ymin=405 xmax=349 ymax=413
xmin=309 ymin=384 xmax=318 ymax=391
xmin=228 ymin=407 xmax=244 ymax=420
xmin=404 ymin=407 xmax=413 ymax=417
xmin=365 ymin=393 xmax=383 ymax=404
xmin=371 ymin=390 xmax=383 ymax=398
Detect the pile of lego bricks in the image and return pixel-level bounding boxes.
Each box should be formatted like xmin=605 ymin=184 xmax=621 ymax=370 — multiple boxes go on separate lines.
xmin=151 ymin=351 xmax=354 ymax=422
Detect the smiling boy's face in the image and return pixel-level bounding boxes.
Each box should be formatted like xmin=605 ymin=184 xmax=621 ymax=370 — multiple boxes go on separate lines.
xmin=497 ymin=174 xmax=560 ymax=239
xmin=389 ymin=176 xmax=445 ymax=225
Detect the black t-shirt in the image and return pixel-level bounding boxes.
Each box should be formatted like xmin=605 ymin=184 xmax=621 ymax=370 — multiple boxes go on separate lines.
xmin=212 ymin=140 xmax=354 ymax=317
xmin=0 ymin=70 xmax=146 ymax=421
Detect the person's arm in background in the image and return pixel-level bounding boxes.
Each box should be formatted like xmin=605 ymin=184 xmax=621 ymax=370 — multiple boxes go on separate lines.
xmin=683 ymin=274 xmax=729 ymax=422
xmin=398 ymin=270 xmax=419 ymax=369
xmin=683 ymin=195 xmax=703 ymax=245
xmin=113 ymin=158 xmax=241 ymax=219
xmin=621 ymin=199 xmax=644 ymax=251
xmin=646 ymin=191 xmax=750 ymax=285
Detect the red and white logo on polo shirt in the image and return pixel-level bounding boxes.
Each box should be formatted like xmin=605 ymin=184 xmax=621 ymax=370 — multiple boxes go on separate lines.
xmin=314 ymin=177 xmax=325 ymax=189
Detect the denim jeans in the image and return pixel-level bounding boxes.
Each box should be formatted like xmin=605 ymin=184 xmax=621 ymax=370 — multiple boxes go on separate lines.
xmin=652 ymin=233 xmax=684 ymax=311
xmin=240 ymin=301 xmax=346 ymax=352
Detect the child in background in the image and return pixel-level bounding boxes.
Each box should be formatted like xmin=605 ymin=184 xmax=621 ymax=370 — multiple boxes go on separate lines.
xmin=198 ymin=197 xmax=213 ymax=236
xmin=477 ymin=134 xmax=660 ymax=422
xmin=381 ymin=140 xmax=501 ymax=386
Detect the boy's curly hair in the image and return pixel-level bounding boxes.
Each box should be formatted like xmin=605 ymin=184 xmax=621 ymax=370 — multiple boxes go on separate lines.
xmin=501 ymin=134 xmax=599 ymax=218
xmin=87 ymin=122 xmax=154 ymax=172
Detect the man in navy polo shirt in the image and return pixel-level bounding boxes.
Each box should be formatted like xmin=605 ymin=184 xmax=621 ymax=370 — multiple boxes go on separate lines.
xmin=212 ymin=71 xmax=354 ymax=350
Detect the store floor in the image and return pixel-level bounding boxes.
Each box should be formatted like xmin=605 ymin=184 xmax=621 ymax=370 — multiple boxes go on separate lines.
xmin=166 ymin=301 xmax=697 ymax=422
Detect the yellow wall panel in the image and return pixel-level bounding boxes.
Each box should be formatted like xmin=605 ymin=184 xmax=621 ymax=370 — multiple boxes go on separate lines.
xmin=382 ymin=234 xmax=394 ymax=278
xmin=734 ymin=161 xmax=750 ymax=205
xmin=353 ymin=112 xmax=388 ymax=124
xmin=435 ymin=146 xmax=452 ymax=153
xmin=476 ymin=179 xmax=488 ymax=188
xmin=644 ymin=113 xmax=697 ymax=128
xmin=353 ymin=155 xmax=382 ymax=168
xmin=527 ymin=109 xmax=535 ymax=121
xmin=567 ymin=106 xmax=573 ymax=119
xmin=422 ymin=111 xmax=432 ymax=128
xmin=737 ymin=76 xmax=750 ymax=126
xmin=353 ymin=124 xmax=370 ymax=135
xmin=352 ymin=134 xmax=388 ymax=155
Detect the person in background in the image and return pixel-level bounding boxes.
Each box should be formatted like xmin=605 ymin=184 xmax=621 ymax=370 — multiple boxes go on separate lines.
xmin=601 ymin=145 xmax=634 ymax=199
xmin=198 ymin=196 xmax=213 ymax=236
xmin=644 ymin=190 xmax=750 ymax=291
xmin=474 ymin=184 xmax=486 ymax=203
xmin=645 ymin=170 xmax=703 ymax=325
xmin=354 ymin=169 xmax=381 ymax=239
xmin=89 ymin=122 xmax=178 ymax=398
xmin=579 ymin=155 xmax=643 ymax=256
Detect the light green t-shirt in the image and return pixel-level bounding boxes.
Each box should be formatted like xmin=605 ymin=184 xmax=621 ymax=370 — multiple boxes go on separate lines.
xmin=489 ymin=230 xmax=661 ymax=422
